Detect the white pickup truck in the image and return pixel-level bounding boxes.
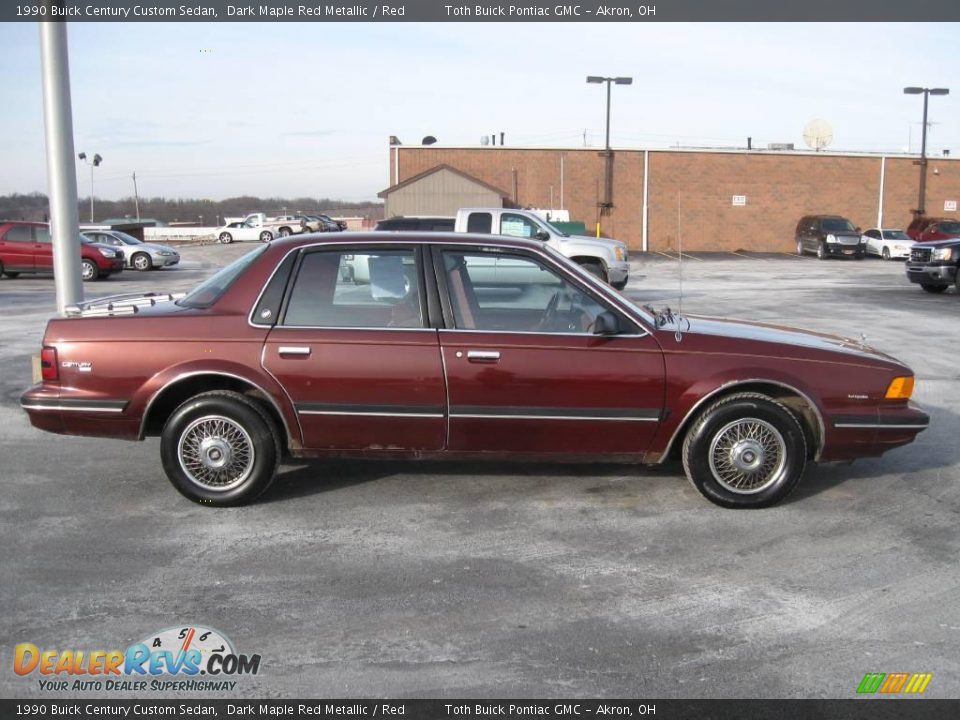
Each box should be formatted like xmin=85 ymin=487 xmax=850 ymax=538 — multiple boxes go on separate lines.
xmin=224 ymin=213 xmax=305 ymax=238
xmin=375 ymin=208 xmax=629 ymax=288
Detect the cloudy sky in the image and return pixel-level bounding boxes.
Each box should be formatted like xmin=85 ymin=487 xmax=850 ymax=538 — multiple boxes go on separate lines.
xmin=0 ymin=22 xmax=957 ymax=201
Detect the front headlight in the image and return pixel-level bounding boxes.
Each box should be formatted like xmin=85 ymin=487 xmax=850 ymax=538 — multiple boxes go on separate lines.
xmin=933 ymin=247 xmax=953 ymax=261
xmin=98 ymin=248 xmax=117 ymax=258
xmin=615 ymin=246 xmax=625 ymax=261
xmin=158 ymin=251 xmax=176 ymax=256
xmin=826 ymin=234 xmax=837 ymax=243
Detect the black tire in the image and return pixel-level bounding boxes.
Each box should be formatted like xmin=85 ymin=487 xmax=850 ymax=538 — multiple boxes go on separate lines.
xmin=81 ymin=258 xmax=99 ymax=281
xmin=219 ymin=232 xmax=233 ymax=244
xmin=579 ymin=260 xmax=607 ymax=283
xmin=3 ymin=272 xmax=19 ymax=278
xmin=278 ymin=227 xmax=292 ymax=238
xmin=796 ymin=239 xmax=804 ymax=256
xmin=921 ymin=284 xmax=948 ymax=294
xmin=816 ymin=242 xmax=827 ymax=260
xmin=259 ymin=231 xmax=273 ymax=243
xmin=611 ymin=278 xmax=628 ymax=291
xmin=160 ymin=391 xmax=281 ymax=506
xmin=132 ymin=252 xmax=152 ymax=271
xmin=682 ymin=392 xmax=807 ymax=509
xmin=881 ymin=247 xmax=891 ymax=260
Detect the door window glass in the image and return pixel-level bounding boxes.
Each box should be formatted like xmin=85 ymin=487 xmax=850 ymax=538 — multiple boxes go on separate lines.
xmin=33 ymin=227 xmax=51 ymax=243
xmin=466 ymin=212 xmax=492 ymax=234
xmin=442 ymin=251 xmax=610 ymax=333
xmin=499 ymin=213 xmax=540 ymax=238
xmin=3 ymin=225 xmax=33 ymax=243
xmin=284 ymin=249 xmax=423 ymax=328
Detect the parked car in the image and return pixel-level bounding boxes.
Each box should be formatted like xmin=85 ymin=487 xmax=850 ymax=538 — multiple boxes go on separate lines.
xmin=905 ymin=235 xmax=960 ymax=293
xmin=905 ymin=216 xmax=948 ymax=240
xmin=0 ymin=221 xmax=124 ymax=281
xmin=916 ymin=219 xmax=960 ymax=243
xmin=861 ymin=228 xmax=915 ymax=260
xmin=302 ymin=214 xmax=343 ymax=233
xmin=795 ymin=215 xmax=866 ymax=259
xmin=376 ymin=216 xmax=456 ymax=232
xmin=215 ymin=221 xmax=274 ymax=244
xmin=20 ymin=233 xmax=927 ymax=509
xmin=81 ymin=229 xmax=180 ymax=271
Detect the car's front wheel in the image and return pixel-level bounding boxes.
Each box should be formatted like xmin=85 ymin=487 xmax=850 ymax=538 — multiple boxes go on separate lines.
xmin=881 ymin=247 xmax=891 ymax=260
xmin=132 ymin=252 xmax=152 ymax=271
xmin=81 ymin=258 xmax=99 ymax=281
xmin=579 ymin=260 xmax=607 ymax=283
xmin=682 ymin=393 xmax=807 ymax=509
xmin=219 ymin=232 xmax=233 ymax=244
xmin=278 ymin=227 xmax=293 ymax=238
xmin=160 ymin=391 xmax=280 ymax=506
xmin=816 ymin=242 xmax=827 ymax=260
xmin=921 ymin=283 xmax=948 ymax=294
xmin=259 ymin=231 xmax=273 ymax=243
xmin=796 ymin=239 xmax=804 ymax=256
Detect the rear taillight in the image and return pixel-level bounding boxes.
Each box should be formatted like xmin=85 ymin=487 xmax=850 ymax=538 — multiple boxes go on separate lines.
xmin=40 ymin=346 xmax=59 ymax=381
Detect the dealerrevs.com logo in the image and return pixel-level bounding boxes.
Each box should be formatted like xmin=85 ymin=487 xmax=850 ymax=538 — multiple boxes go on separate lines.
xmin=14 ymin=626 xmax=261 ymax=692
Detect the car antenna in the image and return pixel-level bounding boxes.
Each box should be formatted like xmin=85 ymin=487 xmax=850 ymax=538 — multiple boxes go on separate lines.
xmin=675 ymin=191 xmax=685 ymax=342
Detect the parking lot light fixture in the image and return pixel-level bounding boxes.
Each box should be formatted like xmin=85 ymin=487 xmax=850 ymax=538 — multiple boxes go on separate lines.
xmin=77 ymin=151 xmax=103 ymax=222
xmin=586 ymin=75 xmax=633 ymax=220
xmin=903 ymin=86 xmax=949 ymax=216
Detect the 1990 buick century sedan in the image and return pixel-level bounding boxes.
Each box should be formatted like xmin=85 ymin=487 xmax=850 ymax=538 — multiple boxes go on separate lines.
xmin=20 ymin=234 xmax=929 ymax=508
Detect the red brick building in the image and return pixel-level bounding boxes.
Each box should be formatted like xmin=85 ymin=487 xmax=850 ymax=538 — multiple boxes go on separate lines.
xmin=386 ymin=145 xmax=960 ymax=252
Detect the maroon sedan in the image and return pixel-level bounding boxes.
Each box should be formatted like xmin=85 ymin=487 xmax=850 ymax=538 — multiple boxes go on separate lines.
xmin=20 ymin=234 xmax=928 ymax=508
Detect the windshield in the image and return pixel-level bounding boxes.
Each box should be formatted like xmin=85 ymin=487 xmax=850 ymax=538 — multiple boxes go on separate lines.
xmin=177 ymin=245 xmax=268 ymax=308
xmin=537 ymin=216 xmax=570 ymax=237
xmin=821 ymin=218 xmax=857 ymax=233
xmin=940 ymin=222 xmax=960 ymax=234
xmin=112 ymin=231 xmax=143 ymax=245
xmin=882 ymin=230 xmax=910 ymax=240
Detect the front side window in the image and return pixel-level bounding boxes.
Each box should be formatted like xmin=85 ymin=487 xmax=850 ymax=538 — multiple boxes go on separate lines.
xmin=283 ymin=249 xmax=423 ymax=328
xmin=442 ymin=250 xmax=611 ymax=333
xmin=499 ymin=213 xmax=540 ymax=239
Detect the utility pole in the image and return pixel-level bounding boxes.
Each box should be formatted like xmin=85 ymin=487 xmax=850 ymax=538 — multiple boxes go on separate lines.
xmin=132 ymin=172 xmax=141 ymax=220
xmin=903 ymin=86 xmax=949 ymax=216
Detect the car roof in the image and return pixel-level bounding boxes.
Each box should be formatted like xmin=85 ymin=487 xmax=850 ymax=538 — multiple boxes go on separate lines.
xmin=270 ymin=231 xmax=543 ymax=253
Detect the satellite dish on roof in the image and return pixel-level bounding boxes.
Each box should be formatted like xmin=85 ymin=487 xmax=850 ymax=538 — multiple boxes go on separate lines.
xmin=803 ymin=119 xmax=833 ymax=151
xmin=422 ymin=135 xmax=437 ymax=145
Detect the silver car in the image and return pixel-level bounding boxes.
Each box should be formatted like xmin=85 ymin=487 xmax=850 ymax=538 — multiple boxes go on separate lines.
xmin=81 ymin=230 xmax=180 ymax=271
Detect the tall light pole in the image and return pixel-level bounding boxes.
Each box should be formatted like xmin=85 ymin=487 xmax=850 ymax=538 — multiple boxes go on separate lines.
xmin=903 ymin=86 xmax=949 ymax=217
xmin=586 ymin=75 xmax=632 ymax=220
xmin=77 ymin=151 xmax=102 ymax=222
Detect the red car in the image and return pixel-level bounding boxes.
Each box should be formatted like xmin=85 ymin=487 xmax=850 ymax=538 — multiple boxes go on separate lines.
xmin=0 ymin=221 xmax=125 ymax=281
xmin=19 ymin=234 xmax=928 ymax=508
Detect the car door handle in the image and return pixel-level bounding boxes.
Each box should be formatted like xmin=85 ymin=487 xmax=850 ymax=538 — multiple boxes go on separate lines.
xmin=467 ymin=350 xmax=501 ymax=362
xmin=278 ymin=346 xmax=311 ymax=356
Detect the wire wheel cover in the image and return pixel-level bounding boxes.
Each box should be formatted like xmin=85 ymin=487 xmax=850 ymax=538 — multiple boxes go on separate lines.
xmin=708 ymin=418 xmax=787 ymax=494
xmin=178 ymin=415 xmax=255 ymax=490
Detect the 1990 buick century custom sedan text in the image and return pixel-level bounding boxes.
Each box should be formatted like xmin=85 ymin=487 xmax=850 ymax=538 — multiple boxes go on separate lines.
xmin=20 ymin=234 xmax=929 ymax=508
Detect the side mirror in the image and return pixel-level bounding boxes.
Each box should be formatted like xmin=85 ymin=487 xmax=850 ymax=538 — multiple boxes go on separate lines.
xmin=534 ymin=230 xmax=550 ymax=242
xmin=855 ymin=227 xmax=862 ymax=233
xmin=593 ymin=311 xmax=620 ymax=336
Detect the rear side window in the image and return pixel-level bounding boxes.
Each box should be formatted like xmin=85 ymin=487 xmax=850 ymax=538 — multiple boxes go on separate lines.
xmin=466 ymin=213 xmax=492 ymax=234
xmin=3 ymin=225 xmax=32 ymax=243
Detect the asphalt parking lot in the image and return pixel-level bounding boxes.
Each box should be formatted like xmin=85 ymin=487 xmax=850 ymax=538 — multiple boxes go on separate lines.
xmin=1 ymin=242 xmax=958 ymax=699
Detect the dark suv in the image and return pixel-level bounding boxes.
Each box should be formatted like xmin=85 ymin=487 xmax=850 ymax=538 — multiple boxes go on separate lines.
xmin=375 ymin=216 xmax=455 ymax=232
xmin=0 ymin=221 xmax=125 ymax=281
xmin=905 ymin=234 xmax=960 ymax=293
xmin=795 ymin=215 xmax=866 ymax=259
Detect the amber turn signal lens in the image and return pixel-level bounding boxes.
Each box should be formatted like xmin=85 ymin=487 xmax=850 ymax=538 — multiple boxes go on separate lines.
xmin=885 ymin=376 xmax=914 ymax=400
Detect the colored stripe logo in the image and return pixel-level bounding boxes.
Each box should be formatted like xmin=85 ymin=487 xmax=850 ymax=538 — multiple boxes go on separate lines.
xmin=857 ymin=672 xmax=932 ymax=694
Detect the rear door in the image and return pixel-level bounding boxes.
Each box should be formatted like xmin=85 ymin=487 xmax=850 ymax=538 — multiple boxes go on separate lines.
xmin=31 ymin=225 xmax=54 ymax=272
xmin=433 ymin=246 xmax=665 ymax=456
xmin=262 ymin=245 xmax=446 ymax=451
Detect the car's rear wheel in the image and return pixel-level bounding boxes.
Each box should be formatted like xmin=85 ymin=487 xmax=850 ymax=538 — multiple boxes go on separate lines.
xmin=132 ymin=252 xmax=152 ymax=271
xmin=160 ymin=391 xmax=280 ymax=506
xmin=682 ymin=392 xmax=807 ymax=509
xmin=579 ymin=260 xmax=607 ymax=283
xmin=0 ymin=260 xmax=17 ymax=278
xmin=921 ymin=283 xmax=948 ymax=294
xmin=816 ymin=242 xmax=827 ymax=260
xmin=219 ymin=232 xmax=233 ymax=244
xmin=81 ymin=259 xmax=98 ymax=281
xmin=278 ymin=227 xmax=292 ymax=238
xmin=881 ymin=247 xmax=891 ymax=260
xmin=259 ymin=231 xmax=273 ymax=243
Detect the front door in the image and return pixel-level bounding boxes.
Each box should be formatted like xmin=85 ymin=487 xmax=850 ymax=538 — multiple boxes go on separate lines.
xmin=434 ymin=247 xmax=665 ymax=456
xmin=263 ymin=246 xmax=445 ymax=451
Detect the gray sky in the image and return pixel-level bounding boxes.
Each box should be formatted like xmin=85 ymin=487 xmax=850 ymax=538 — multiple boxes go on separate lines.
xmin=1 ymin=22 xmax=957 ymax=201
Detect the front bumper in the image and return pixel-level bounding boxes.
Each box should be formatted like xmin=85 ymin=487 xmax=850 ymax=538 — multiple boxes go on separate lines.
xmin=607 ymin=259 xmax=630 ymax=285
xmin=825 ymin=242 xmax=865 ymax=258
xmin=822 ymin=402 xmax=930 ymax=461
xmin=905 ymin=263 xmax=957 ymax=285
xmin=151 ymin=254 xmax=180 ymax=268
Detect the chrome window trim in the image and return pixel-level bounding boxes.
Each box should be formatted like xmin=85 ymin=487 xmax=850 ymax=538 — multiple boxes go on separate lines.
xmin=439 ymin=328 xmax=647 ymax=339
xmin=657 ymin=379 xmax=827 ymax=463
xmin=272 ymin=326 xmax=436 ymax=333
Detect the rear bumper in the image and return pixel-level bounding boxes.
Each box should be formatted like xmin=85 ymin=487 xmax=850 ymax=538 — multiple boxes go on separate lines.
xmin=20 ymin=384 xmax=139 ymax=439
xmin=905 ymin=263 xmax=956 ymax=285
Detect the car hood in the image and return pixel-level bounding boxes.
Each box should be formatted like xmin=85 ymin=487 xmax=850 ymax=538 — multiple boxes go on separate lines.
xmin=913 ymin=238 xmax=960 ymax=249
xmin=656 ymin=314 xmax=902 ymax=366
xmin=565 ymin=234 xmax=627 ymax=252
